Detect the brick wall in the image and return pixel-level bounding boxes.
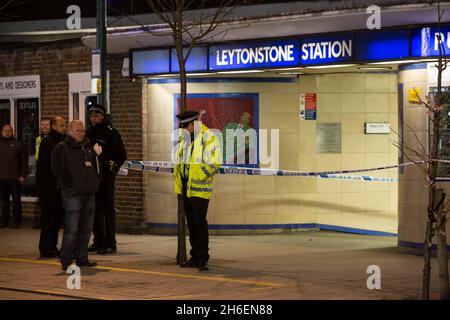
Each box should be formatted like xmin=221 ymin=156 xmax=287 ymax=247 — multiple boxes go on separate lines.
xmin=0 ymin=39 xmax=145 ymax=232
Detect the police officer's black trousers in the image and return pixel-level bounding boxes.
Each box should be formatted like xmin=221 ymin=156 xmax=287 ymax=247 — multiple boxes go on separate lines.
xmin=92 ymin=173 xmax=116 ymax=249
xmin=38 ymin=191 xmax=63 ymax=255
xmin=183 ymin=195 xmax=210 ymax=264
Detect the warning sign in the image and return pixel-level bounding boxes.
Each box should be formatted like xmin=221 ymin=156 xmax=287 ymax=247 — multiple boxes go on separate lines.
xmin=299 ymin=93 xmax=317 ymax=120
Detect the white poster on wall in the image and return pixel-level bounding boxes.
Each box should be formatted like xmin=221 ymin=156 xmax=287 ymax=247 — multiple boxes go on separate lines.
xmin=0 ymin=75 xmax=40 ymax=98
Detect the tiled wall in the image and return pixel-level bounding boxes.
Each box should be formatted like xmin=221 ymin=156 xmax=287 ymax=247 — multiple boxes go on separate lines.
xmin=398 ymin=64 xmax=450 ymax=248
xmin=145 ymin=73 xmax=398 ymax=234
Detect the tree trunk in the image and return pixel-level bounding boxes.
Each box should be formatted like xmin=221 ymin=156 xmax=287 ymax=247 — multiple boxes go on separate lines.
xmin=176 ymin=194 xmax=187 ymax=265
xmin=423 ymin=210 xmax=434 ymax=300
xmin=436 ymin=190 xmax=450 ymax=299
xmin=175 ymin=33 xmax=187 ymax=263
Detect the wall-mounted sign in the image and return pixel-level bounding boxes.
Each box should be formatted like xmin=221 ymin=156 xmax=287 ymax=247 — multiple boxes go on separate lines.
xmin=130 ymin=24 xmax=450 ymax=76
xmin=0 ymin=75 xmax=40 ymax=98
xmin=91 ymin=48 xmax=101 ymax=78
xmin=299 ymin=93 xmax=317 ymax=120
xmin=408 ymin=87 xmax=422 ymax=104
xmin=316 ymin=123 xmax=341 ymax=153
xmin=411 ymin=26 xmax=450 ymax=57
xmin=365 ymin=122 xmax=391 ymax=134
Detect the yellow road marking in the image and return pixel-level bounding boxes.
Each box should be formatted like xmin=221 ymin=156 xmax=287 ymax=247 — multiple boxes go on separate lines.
xmin=0 ymin=257 xmax=285 ymax=288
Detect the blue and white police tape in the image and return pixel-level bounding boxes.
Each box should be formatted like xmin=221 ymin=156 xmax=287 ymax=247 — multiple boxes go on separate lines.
xmin=123 ymin=160 xmax=404 ymax=182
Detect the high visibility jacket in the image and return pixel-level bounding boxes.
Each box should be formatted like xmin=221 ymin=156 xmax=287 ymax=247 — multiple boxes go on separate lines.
xmin=174 ymin=123 xmax=222 ymax=200
xmin=35 ymin=135 xmax=43 ymax=160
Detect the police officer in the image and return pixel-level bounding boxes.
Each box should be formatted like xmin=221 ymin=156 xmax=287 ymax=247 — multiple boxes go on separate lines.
xmin=86 ymin=103 xmax=126 ymax=254
xmin=174 ymin=111 xmax=221 ymax=271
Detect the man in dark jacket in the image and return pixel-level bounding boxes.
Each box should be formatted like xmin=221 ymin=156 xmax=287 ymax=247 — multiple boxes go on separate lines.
xmin=52 ymin=120 xmax=101 ymax=270
xmin=37 ymin=116 xmax=66 ymax=257
xmin=86 ymin=103 xmax=126 ymax=254
xmin=0 ymin=124 xmax=28 ymax=228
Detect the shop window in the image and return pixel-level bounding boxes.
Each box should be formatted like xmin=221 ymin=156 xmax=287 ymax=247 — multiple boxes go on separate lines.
xmin=0 ymin=99 xmax=11 ymax=128
xmin=85 ymin=95 xmax=97 ymax=125
xmin=16 ymin=98 xmax=39 ymax=196
xmin=429 ymin=87 xmax=450 ymax=178
xmin=72 ymin=92 xmax=80 ymax=120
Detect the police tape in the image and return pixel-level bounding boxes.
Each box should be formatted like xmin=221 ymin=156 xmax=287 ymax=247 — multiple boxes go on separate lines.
xmin=121 ymin=160 xmax=420 ymax=183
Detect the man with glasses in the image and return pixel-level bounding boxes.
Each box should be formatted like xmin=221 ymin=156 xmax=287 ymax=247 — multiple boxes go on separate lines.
xmin=86 ymin=103 xmax=126 ymax=255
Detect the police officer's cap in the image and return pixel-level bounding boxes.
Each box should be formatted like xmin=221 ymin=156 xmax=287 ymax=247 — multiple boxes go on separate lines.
xmin=176 ymin=111 xmax=199 ymax=128
xmin=87 ymin=102 xmax=106 ymax=115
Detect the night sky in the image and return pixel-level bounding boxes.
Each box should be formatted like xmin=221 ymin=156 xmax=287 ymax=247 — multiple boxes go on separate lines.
xmin=0 ymin=0 xmax=305 ymax=22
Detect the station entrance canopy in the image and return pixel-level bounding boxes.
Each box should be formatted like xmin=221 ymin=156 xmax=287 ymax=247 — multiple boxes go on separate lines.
xmin=130 ymin=25 xmax=450 ymax=76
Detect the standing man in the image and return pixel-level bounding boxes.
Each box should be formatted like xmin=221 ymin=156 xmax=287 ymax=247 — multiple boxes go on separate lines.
xmin=52 ymin=120 xmax=101 ymax=270
xmin=86 ymin=103 xmax=126 ymax=254
xmin=37 ymin=116 xmax=66 ymax=257
xmin=0 ymin=125 xmax=28 ymax=228
xmin=174 ymin=111 xmax=221 ymax=271
xmin=35 ymin=117 xmax=51 ymax=160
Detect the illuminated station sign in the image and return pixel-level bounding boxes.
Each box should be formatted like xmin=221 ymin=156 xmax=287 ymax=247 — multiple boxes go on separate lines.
xmin=130 ymin=25 xmax=450 ymax=76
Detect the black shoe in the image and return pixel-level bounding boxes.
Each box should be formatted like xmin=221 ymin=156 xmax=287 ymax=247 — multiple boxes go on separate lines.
xmin=97 ymin=247 xmax=117 ymax=255
xmin=88 ymin=244 xmax=98 ymax=253
xmin=76 ymin=261 xmax=97 ymax=268
xmin=198 ymin=263 xmax=209 ymax=271
xmin=180 ymin=259 xmax=198 ymax=268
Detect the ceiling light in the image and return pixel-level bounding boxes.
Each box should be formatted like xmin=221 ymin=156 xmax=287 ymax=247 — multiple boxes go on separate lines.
xmin=216 ymin=70 xmax=264 ymax=74
xmin=305 ymin=64 xmax=357 ymax=69
xmin=369 ymin=59 xmax=422 ymax=65
xmin=357 ymin=66 xmax=392 ymax=70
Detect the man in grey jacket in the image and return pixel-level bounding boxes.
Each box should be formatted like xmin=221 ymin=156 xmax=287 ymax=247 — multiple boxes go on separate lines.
xmin=0 ymin=124 xmax=28 ymax=228
xmin=52 ymin=120 xmax=101 ymax=270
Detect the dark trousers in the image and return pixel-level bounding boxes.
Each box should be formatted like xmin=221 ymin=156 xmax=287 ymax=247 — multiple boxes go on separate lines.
xmin=38 ymin=191 xmax=64 ymax=255
xmin=60 ymin=195 xmax=95 ymax=266
xmin=92 ymin=173 xmax=116 ymax=249
xmin=183 ymin=195 xmax=210 ymax=264
xmin=0 ymin=179 xmax=22 ymax=226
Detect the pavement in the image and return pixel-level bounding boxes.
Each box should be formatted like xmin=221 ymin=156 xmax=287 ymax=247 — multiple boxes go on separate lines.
xmin=0 ymin=227 xmax=445 ymax=300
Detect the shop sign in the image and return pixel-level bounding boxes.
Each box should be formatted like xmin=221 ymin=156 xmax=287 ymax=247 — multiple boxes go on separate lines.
xmin=0 ymin=75 xmax=40 ymax=97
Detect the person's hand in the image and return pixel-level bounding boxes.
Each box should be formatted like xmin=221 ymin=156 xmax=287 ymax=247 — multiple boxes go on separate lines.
xmin=93 ymin=143 xmax=102 ymax=156
xmin=18 ymin=177 xmax=26 ymax=184
xmin=199 ymin=110 xmax=206 ymax=121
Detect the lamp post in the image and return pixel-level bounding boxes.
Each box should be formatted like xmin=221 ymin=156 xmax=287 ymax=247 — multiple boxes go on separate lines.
xmin=96 ymin=0 xmax=107 ymax=107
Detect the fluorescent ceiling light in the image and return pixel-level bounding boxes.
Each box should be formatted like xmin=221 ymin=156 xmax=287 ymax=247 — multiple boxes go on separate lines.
xmin=369 ymin=59 xmax=423 ymax=65
xmin=278 ymin=72 xmax=305 ymax=75
xmin=187 ymin=72 xmax=215 ymax=76
xmin=217 ymin=70 xmax=264 ymax=74
xmin=305 ymin=64 xmax=356 ymax=69
xmin=271 ymin=67 xmax=305 ymax=71
xmin=358 ymin=66 xmax=392 ymax=70
xmin=157 ymin=74 xmax=178 ymax=77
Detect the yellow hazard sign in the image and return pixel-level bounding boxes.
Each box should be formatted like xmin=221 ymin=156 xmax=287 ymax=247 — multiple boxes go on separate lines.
xmin=408 ymin=88 xmax=421 ymax=104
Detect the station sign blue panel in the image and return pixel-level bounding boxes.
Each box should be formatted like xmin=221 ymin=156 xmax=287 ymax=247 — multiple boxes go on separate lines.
xmin=132 ymin=49 xmax=170 ymax=75
xmin=355 ymin=29 xmax=409 ymax=61
xmin=170 ymin=47 xmax=208 ymax=73
xmin=209 ymin=39 xmax=299 ymax=70
xmin=300 ymin=34 xmax=354 ymax=65
xmin=411 ymin=26 xmax=450 ymax=57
